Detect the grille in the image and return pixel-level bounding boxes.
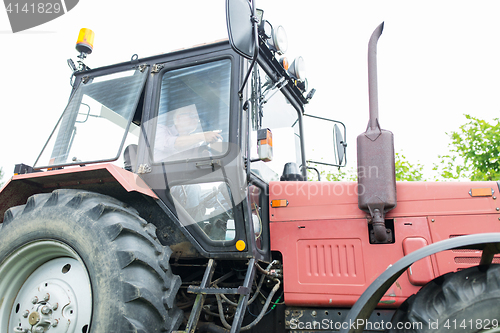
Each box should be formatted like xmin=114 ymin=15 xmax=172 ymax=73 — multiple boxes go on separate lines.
xmin=297 ymin=239 xmax=365 ymax=285
xmin=454 ymin=257 xmax=500 ymax=264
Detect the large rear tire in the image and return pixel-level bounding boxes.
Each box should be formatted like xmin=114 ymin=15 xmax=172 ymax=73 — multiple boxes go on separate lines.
xmin=0 ymin=189 xmax=183 ymax=333
xmin=387 ymin=264 xmax=500 ymax=333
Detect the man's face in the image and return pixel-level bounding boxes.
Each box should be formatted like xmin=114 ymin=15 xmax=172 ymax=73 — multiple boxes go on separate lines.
xmin=175 ymin=110 xmax=199 ymax=135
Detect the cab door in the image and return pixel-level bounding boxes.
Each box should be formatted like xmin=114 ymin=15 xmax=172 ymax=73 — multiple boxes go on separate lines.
xmin=137 ymin=43 xmax=252 ymax=259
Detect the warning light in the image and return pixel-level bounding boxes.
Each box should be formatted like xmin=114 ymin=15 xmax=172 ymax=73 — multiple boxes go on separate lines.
xmin=236 ymin=240 xmax=246 ymax=251
xmin=469 ymin=188 xmax=494 ymax=197
xmin=271 ymin=199 xmax=288 ymax=208
xmin=76 ymin=28 xmax=94 ymax=59
xmin=257 ymin=128 xmax=273 ymax=162
xmin=279 ymin=56 xmax=289 ymax=71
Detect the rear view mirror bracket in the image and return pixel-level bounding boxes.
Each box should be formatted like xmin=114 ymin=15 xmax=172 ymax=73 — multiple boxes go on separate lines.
xmin=225 ymin=0 xmax=260 ymax=97
xmin=304 ymin=114 xmax=347 ymax=168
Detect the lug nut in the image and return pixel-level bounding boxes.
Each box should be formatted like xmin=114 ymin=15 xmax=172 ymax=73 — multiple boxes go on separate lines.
xmin=52 ymin=303 xmax=58 ymax=311
xmin=41 ymin=305 xmax=51 ymax=315
xmin=43 ymin=293 xmax=50 ymax=302
xmin=35 ymin=327 xmax=45 ymax=333
xmin=23 ymin=310 xmax=29 ymax=318
xmin=31 ymin=296 xmax=38 ymax=304
xmin=52 ymin=319 xmax=59 ymax=327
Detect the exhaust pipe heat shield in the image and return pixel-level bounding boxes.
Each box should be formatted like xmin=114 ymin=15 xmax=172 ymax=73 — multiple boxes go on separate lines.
xmin=357 ymin=22 xmax=397 ymax=243
xmin=357 ymin=129 xmax=397 ymax=240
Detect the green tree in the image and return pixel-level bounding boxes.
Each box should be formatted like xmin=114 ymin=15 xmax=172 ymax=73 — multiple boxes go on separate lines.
xmin=307 ymin=166 xmax=357 ymax=181
xmin=395 ymin=152 xmax=425 ymax=181
xmin=434 ymin=115 xmax=500 ymax=181
xmin=324 ymin=167 xmax=357 ymax=182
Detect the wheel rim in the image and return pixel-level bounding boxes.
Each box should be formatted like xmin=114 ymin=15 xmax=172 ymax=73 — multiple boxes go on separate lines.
xmin=0 ymin=240 xmax=92 ymax=333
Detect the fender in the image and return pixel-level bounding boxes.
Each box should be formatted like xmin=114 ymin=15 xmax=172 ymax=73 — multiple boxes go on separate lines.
xmin=0 ymin=163 xmax=157 ymax=223
xmin=340 ymin=233 xmax=500 ymax=333
xmin=0 ymin=164 xmax=233 ymax=259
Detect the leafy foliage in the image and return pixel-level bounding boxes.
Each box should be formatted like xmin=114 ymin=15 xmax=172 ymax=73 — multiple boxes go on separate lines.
xmin=434 ymin=115 xmax=500 ymax=181
xmin=308 ymin=115 xmax=499 ymax=182
xmin=395 ymin=152 xmax=425 ymax=181
xmin=307 ymin=166 xmax=357 ymax=182
xmin=308 ymin=152 xmax=425 ymax=181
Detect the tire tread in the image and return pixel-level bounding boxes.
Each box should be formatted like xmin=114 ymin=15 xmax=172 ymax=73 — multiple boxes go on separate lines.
xmin=388 ymin=265 xmax=500 ymax=333
xmin=1 ymin=189 xmax=182 ymax=333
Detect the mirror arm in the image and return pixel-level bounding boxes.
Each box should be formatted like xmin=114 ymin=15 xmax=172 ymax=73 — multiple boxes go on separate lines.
xmin=242 ymin=1 xmax=260 ymax=184
xmin=304 ymin=114 xmax=348 ymax=168
xmin=246 ymin=96 xmax=253 ymax=182
xmin=238 ymin=2 xmax=260 ymax=99
xmin=305 ymin=166 xmax=321 ymax=181
xmin=239 ymin=53 xmax=258 ymax=99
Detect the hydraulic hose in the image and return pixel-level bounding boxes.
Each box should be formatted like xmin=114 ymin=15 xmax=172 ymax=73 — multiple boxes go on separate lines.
xmin=218 ymin=260 xmax=279 ymax=307
xmin=216 ymin=278 xmax=281 ymax=331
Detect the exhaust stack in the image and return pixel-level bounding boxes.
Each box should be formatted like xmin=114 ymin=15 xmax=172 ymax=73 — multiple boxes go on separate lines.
xmin=357 ymin=22 xmax=397 ymax=244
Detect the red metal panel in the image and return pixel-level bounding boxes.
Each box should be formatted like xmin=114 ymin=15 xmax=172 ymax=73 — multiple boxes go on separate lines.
xmin=9 ymin=163 xmax=156 ymax=198
xmin=427 ymin=214 xmax=500 ymax=275
xmin=269 ymin=181 xmax=499 ymax=222
xmin=0 ymin=164 xmax=157 ymax=222
xmin=297 ymin=239 xmax=365 ymax=285
xmin=269 ymin=179 xmax=500 ymax=307
xmin=402 ymin=237 xmax=435 ymax=286
xmin=270 ymin=217 xmax=433 ymax=307
xmin=390 ymin=181 xmax=499 ymax=217
xmin=269 ymin=182 xmax=363 ymax=222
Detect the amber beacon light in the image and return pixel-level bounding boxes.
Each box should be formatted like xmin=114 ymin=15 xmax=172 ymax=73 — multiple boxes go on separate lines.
xmin=76 ymin=28 xmax=95 ymax=59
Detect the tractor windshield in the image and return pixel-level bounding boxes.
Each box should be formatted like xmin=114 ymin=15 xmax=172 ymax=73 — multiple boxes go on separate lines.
xmin=35 ymin=68 xmax=147 ymax=169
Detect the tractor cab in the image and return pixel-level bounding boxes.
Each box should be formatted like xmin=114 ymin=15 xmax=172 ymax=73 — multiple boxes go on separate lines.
xmin=31 ymin=4 xmax=343 ymax=264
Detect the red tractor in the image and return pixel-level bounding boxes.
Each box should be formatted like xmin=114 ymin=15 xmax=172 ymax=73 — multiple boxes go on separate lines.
xmin=1 ymin=1 xmax=499 ymax=333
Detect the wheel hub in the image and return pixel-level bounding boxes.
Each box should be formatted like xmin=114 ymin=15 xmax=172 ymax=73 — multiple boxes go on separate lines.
xmin=0 ymin=241 xmax=92 ymax=333
xmin=28 ymin=312 xmax=40 ymax=326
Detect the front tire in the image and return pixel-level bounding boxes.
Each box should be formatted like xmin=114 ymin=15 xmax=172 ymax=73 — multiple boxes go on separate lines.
xmin=0 ymin=189 xmax=182 ymax=333
xmin=388 ymin=264 xmax=500 ymax=333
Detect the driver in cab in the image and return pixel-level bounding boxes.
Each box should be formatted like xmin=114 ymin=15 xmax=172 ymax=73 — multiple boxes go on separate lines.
xmin=155 ymin=104 xmax=222 ymax=161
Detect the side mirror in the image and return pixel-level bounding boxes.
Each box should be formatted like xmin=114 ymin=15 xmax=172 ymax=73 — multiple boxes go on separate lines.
xmin=334 ymin=123 xmax=347 ymax=166
xmin=226 ymin=0 xmax=257 ymax=59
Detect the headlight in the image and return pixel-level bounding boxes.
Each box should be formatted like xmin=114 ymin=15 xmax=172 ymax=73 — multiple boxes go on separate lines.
xmin=268 ymin=25 xmax=288 ymax=55
xmin=289 ymin=56 xmax=306 ymax=81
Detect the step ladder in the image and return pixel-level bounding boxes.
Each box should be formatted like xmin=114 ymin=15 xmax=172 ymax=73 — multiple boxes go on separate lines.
xmin=175 ymin=258 xmax=256 ymax=333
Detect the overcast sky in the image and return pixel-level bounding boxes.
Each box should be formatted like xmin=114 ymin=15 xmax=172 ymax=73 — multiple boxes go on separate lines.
xmin=1 ymin=0 xmax=499 ymax=180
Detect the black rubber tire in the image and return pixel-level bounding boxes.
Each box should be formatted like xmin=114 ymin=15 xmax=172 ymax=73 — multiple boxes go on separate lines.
xmin=0 ymin=189 xmax=183 ymax=333
xmin=387 ymin=264 xmax=500 ymax=333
